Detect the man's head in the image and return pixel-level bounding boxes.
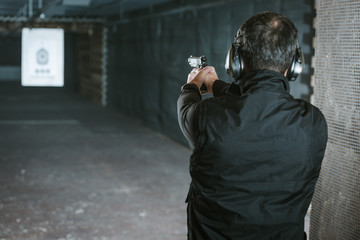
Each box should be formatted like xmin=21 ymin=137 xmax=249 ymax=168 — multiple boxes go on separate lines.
xmin=236 ymin=11 xmax=298 ymax=74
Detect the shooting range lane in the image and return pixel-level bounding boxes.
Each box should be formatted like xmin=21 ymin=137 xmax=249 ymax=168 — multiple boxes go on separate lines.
xmin=0 ymin=83 xmax=190 ymax=240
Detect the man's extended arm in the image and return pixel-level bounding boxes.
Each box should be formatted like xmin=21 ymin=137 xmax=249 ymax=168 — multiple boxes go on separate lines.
xmin=177 ymin=66 xmax=240 ymax=148
xmin=177 ymin=66 xmax=218 ymax=149
xmin=177 ymin=83 xmax=201 ymax=149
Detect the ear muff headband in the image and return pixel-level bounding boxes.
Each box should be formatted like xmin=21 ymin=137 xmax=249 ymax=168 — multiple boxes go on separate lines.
xmin=225 ymin=43 xmax=305 ymax=82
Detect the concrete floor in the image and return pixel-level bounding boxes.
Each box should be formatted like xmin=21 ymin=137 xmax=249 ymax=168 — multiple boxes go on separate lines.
xmin=0 ymin=83 xmax=191 ymax=240
xmin=0 ymin=82 xmax=311 ymax=240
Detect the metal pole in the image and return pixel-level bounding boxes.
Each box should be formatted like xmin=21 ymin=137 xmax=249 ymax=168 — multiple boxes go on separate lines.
xmin=28 ymin=0 xmax=33 ymax=18
xmin=23 ymin=4 xmax=27 ymax=17
xmin=119 ymin=0 xmax=124 ymax=19
xmin=101 ymin=27 xmax=108 ymax=106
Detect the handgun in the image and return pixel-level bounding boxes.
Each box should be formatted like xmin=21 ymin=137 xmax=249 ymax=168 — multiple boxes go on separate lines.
xmin=188 ymin=55 xmax=208 ymax=93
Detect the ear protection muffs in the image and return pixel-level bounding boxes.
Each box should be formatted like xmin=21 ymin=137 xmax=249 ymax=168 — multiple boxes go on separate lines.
xmin=225 ymin=42 xmax=244 ymax=82
xmin=286 ymin=47 xmax=304 ymax=81
xmin=225 ymin=43 xmax=305 ymax=82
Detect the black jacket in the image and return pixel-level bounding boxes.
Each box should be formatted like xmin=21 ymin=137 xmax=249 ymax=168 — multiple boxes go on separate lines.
xmin=177 ymin=70 xmax=328 ymax=240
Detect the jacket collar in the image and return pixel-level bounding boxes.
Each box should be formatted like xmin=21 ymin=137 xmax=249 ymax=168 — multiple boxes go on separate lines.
xmin=239 ymin=69 xmax=290 ymax=94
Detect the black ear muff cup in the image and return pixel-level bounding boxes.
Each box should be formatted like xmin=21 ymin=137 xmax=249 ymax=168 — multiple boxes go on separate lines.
xmin=286 ymin=47 xmax=304 ymax=81
xmin=225 ymin=43 xmax=244 ymax=82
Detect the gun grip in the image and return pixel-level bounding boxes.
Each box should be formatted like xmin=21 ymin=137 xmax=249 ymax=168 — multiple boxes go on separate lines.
xmin=200 ymin=84 xmax=207 ymax=94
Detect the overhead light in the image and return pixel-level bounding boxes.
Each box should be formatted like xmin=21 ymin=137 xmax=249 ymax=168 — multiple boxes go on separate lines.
xmin=62 ymin=0 xmax=91 ymax=7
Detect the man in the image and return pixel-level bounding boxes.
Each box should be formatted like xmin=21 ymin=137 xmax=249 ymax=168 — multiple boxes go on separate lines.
xmin=177 ymin=12 xmax=327 ymax=240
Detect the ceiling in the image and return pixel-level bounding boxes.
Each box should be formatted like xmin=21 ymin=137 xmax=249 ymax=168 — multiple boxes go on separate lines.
xmin=0 ymin=0 xmax=175 ymax=19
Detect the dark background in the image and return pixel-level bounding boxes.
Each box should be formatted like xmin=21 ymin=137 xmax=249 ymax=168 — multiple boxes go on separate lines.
xmin=106 ymin=0 xmax=315 ymax=144
xmin=0 ymin=0 xmax=315 ymax=145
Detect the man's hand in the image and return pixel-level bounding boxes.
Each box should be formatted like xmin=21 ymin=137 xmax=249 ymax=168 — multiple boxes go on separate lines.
xmin=187 ymin=66 xmax=219 ymax=94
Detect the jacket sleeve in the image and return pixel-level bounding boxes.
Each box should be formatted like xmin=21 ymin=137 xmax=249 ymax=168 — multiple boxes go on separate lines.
xmin=212 ymin=80 xmax=241 ymax=97
xmin=177 ymin=83 xmax=202 ymax=149
xmin=311 ymin=109 xmax=328 ymax=172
